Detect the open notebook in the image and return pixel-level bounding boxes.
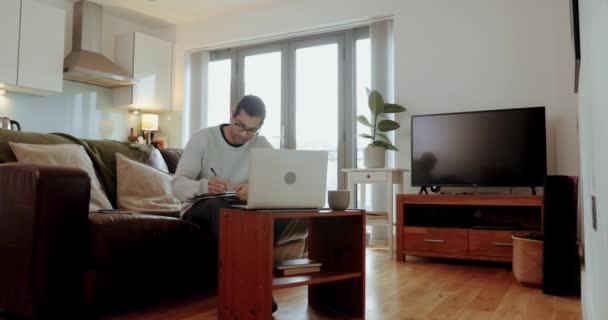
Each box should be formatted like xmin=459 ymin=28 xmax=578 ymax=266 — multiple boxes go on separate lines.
xmin=194 ymin=192 xmax=238 ymax=201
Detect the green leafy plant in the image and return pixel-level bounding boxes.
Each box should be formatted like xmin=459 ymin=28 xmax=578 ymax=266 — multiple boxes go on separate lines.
xmin=357 ymin=90 xmax=406 ymax=151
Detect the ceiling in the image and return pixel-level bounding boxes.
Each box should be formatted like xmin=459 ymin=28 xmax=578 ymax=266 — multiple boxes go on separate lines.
xmin=84 ymin=0 xmax=287 ymax=25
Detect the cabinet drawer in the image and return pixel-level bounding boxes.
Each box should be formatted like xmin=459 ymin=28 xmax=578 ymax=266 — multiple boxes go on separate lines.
xmin=404 ymin=227 xmax=468 ymax=255
xmin=469 ymin=229 xmax=515 ymax=257
xmin=349 ymin=171 xmax=387 ymax=183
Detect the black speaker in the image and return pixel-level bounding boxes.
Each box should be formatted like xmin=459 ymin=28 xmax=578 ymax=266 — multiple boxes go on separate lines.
xmin=543 ymin=175 xmax=580 ymax=296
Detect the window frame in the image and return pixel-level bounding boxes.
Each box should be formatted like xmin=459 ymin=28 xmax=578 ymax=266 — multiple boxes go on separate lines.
xmin=207 ymin=27 xmax=370 ymax=189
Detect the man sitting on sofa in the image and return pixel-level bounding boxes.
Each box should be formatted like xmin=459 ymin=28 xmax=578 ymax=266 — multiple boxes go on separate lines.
xmin=172 ymin=94 xmax=284 ymax=312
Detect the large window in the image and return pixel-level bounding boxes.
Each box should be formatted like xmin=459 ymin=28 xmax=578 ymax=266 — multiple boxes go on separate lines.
xmin=294 ymin=41 xmax=341 ymax=191
xmin=206 ymin=29 xmax=370 ymax=190
xmin=242 ymin=50 xmax=282 ymax=149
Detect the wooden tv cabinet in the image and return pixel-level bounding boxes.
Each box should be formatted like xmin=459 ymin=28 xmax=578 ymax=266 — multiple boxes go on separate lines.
xmin=396 ymin=194 xmax=543 ymax=262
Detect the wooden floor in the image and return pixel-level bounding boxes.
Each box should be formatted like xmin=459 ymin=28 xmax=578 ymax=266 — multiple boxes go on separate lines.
xmin=96 ymin=249 xmax=581 ymax=320
xmin=1 ymin=249 xmax=582 ymax=320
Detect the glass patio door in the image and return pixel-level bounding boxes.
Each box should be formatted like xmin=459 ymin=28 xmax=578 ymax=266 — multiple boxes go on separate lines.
xmin=237 ymin=45 xmax=286 ymax=149
xmin=235 ymin=34 xmax=349 ymax=190
xmin=289 ymin=35 xmax=345 ymax=192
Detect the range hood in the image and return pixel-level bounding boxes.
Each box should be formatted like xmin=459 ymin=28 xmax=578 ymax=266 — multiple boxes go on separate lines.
xmin=63 ymin=0 xmax=135 ymax=87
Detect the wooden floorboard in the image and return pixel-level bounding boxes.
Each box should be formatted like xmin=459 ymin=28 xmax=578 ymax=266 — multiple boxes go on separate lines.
xmin=0 ymin=249 xmax=581 ymax=319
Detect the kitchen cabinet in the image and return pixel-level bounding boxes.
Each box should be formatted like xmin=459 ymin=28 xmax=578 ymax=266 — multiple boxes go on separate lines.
xmin=0 ymin=0 xmax=65 ymax=95
xmin=0 ymin=0 xmax=20 ymax=86
xmin=114 ymin=32 xmax=173 ymax=111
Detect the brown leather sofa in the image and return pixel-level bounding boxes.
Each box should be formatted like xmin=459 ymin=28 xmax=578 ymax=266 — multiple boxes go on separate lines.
xmin=0 ymin=131 xmax=308 ymax=319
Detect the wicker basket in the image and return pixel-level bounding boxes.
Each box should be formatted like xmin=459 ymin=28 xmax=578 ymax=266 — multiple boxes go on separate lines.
xmin=512 ymin=233 xmax=543 ymax=286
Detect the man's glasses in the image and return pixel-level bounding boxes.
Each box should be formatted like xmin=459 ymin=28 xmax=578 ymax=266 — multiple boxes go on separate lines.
xmin=234 ymin=121 xmax=260 ymax=135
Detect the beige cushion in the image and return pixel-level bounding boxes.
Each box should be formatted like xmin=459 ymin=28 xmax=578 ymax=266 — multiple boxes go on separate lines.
xmin=9 ymin=142 xmax=113 ymax=212
xmin=115 ymin=153 xmax=182 ymax=214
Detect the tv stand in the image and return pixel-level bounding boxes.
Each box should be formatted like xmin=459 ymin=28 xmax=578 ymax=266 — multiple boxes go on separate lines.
xmin=396 ymin=194 xmax=543 ymax=262
xmin=530 ymin=186 xmax=537 ymax=195
xmin=418 ymin=186 xmax=441 ymax=194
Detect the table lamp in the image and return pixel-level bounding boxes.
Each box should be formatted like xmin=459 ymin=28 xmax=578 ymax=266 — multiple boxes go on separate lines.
xmin=141 ymin=113 xmax=159 ymax=145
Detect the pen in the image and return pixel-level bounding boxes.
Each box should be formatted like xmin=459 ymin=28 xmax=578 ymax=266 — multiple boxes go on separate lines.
xmin=210 ymin=168 xmax=229 ymax=191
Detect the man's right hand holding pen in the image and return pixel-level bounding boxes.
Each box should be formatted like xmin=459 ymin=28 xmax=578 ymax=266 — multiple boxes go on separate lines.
xmin=208 ymin=168 xmax=230 ymax=194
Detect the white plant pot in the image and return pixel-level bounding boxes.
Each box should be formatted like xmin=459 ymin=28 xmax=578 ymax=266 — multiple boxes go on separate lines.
xmin=363 ymin=145 xmax=386 ymax=168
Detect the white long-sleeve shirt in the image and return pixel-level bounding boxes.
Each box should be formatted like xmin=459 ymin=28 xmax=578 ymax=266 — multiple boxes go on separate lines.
xmin=172 ymin=124 xmax=272 ymax=215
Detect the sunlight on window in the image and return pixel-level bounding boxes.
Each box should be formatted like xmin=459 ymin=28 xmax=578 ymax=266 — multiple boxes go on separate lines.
xmin=356 ymin=39 xmax=371 ymax=168
xmin=207 ymin=59 xmax=232 ymax=127
xmin=244 ymin=52 xmax=282 ymax=149
xmin=206 ymin=34 xmax=369 ymax=196
xmin=295 ymin=43 xmax=339 ymax=192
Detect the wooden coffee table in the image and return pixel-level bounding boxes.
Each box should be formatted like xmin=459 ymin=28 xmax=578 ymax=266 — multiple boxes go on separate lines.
xmin=218 ymin=208 xmax=365 ymax=319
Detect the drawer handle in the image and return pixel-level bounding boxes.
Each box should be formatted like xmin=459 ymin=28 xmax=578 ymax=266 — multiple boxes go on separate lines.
xmin=366 ymin=174 xmax=371 ymax=178
xmin=423 ymin=239 xmax=445 ymax=243
xmin=493 ymin=242 xmax=513 ymax=247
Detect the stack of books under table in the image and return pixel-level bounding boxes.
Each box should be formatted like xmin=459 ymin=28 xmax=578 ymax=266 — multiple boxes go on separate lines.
xmin=273 ymin=258 xmax=322 ymax=276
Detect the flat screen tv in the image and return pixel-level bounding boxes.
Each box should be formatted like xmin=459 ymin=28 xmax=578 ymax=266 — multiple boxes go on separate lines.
xmin=411 ymin=106 xmax=547 ymax=188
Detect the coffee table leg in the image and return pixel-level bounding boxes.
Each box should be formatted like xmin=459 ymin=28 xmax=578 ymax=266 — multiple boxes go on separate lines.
xmin=218 ymin=210 xmax=274 ymax=319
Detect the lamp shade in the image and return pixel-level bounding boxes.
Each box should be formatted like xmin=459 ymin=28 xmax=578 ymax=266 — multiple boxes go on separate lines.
xmin=141 ymin=114 xmax=159 ymax=131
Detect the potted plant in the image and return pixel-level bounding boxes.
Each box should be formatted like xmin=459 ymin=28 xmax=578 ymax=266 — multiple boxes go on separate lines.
xmin=357 ymin=90 xmax=406 ymax=168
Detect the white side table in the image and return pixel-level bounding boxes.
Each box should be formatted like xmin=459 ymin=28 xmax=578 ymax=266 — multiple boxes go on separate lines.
xmin=343 ymin=168 xmax=407 ymax=259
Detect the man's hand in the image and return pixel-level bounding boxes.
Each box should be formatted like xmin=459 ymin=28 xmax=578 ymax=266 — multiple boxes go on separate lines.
xmin=235 ymin=184 xmax=249 ymax=201
xmin=208 ymin=176 xmax=229 ymax=194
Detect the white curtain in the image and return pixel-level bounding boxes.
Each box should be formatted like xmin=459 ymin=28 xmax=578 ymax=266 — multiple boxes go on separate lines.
xmin=368 ymin=19 xmax=395 ymax=242
xmin=370 ymin=19 xmax=395 ymax=167
xmin=183 ymin=50 xmax=210 ymax=142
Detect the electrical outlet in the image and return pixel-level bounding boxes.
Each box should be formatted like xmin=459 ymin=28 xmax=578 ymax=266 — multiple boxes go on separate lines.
xmin=592 ymin=195 xmax=597 ymax=231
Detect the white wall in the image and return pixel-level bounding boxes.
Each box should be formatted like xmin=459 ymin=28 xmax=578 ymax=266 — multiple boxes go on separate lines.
xmin=0 ymin=81 xmax=138 ymax=139
xmin=578 ymin=0 xmax=608 ymax=318
xmin=172 ymin=0 xmax=579 ymax=181
xmin=0 ymin=0 xmax=175 ymax=141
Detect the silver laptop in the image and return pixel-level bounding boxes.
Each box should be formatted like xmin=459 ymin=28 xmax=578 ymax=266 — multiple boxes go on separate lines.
xmin=236 ymin=149 xmax=328 ymax=210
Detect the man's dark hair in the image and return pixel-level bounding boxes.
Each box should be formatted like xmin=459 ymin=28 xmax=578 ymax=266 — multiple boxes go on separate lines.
xmin=234 ymin=95 xmax=266 ymax=120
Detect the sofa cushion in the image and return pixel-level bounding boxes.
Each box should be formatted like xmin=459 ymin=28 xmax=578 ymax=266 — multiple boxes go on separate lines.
xmin=70 ymin=137 xmax=154 ymax=208
xmin=9 ymin=142 xmax=112 ymax=212
xmin=0 ymin=129 xmax=76 ymax=163
xmin=158 ymin=148 xmax=183 ymax=174
xmin=116 ymin=153 xmax=182 ymax=214
xmin=0 ymin=129 xmax=156 ymax=208
xmin=147 ymin=148 xmax=170 ymax=173
xmin=88 ymin=213 xmax=199 ymax=268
